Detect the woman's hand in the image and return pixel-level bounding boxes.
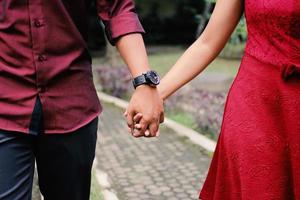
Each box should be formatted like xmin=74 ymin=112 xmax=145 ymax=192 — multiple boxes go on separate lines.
xmin=124 ymin=86 xmax=164 ymax=138
xmin=124 ymin=111 xmax=161 ymax=138
xmin=125 ymin=85 xmax=164 ymax=138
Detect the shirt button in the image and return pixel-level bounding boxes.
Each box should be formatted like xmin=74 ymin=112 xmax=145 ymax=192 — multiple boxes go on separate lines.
xmin=34 ymin=20 xmax=43 ymax=28
xmin=37 ymin=86 xmax=46 ymax=93
xmin=38 ymin=54 xmax=46 ymax=62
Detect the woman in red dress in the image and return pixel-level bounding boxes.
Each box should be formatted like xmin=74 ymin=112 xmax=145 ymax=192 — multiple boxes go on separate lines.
xmin=129 ymin=0 xmax=300 ymax=199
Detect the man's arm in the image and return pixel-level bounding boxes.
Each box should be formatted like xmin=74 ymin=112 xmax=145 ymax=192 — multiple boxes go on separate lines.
xmin=97 ymin=0 xmax=164 ymax=137
xmin=117 ymin=34 xmax=164 ymax=137
xmin=116 ymin=34 xmax=149 ymax=77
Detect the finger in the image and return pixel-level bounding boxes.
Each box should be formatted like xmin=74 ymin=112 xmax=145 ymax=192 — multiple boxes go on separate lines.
xmin=133 ymin=129 xmax=144 ymax=138
xmin=144 ymin=129 xmax=150 ymax=137
xmin=133 ymin=122 xmax=144 ymax=138
xmin=134 ymin=124 xmax=142 ymax=130
xmin=148 ymin=121 xmax=159 ymax=137
xmin=126 ymin=112 xmax=135 ymax=133
xmin=123 ymin=110 xmax=128 ymax=117
xmin=133 ymin=113 xmax=143 ymax=123
xmin=139 ymin=118 xmax=150 ymax=135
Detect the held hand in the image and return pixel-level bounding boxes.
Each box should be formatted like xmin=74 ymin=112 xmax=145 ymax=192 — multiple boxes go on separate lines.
xmin=124 ymin=112 xmax=161 ymax=137
xmin=125 ymin=85 xmax=164 ymax=137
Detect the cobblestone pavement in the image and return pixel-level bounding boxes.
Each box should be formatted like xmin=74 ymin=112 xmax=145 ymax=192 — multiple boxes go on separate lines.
xmin=95 ymin=103 xmax=212 ymax=200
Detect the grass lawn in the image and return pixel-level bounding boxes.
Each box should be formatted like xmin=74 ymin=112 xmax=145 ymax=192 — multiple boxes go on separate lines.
xmin=167 ymin=111 xmax=198 ymax=130
xmin=148 ymin=48 xmax=240 ymax=77
xmin=93 ymin=47 xmax=240 ymax=78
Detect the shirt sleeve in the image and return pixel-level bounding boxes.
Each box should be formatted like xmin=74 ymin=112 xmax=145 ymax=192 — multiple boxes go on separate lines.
xmin=97 ymin=0 xmax=145 ymax=45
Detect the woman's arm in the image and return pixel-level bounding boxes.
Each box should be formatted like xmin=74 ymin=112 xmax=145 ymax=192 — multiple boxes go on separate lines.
xmin=97 ymin=0 xmax=164 ymax=137
xmin=158 ymin=0 xmax=244 ymax=100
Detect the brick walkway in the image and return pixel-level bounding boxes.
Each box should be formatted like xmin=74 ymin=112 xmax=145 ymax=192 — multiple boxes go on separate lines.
xmin=95 ymin=103 xmax=212 ymax=200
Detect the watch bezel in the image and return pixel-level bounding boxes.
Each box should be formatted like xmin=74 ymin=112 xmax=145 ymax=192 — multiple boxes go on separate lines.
xmin=132 ymin=70 xmax=160 ymax=89
xmin=145 ymin=70 xmax=160 ymax=85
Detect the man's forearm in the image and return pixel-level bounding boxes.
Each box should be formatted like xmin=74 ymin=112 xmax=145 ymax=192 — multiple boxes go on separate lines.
xmin=116 ymin=33 xmax=164 ymax=137
xmin=116 ymin=33 xmax=150 ymax=77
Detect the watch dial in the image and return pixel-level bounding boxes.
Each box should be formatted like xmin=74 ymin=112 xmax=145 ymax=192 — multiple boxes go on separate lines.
xmin=147 ymin=71 xmax=160 ymax=85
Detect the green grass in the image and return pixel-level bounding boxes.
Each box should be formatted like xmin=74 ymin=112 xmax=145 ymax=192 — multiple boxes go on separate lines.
xmin=92 ymin=47 xmax=240 ymax=78
xmin=167 ymin=111 xmax=198 ymax=130
xmin=90 ymin=172 xmax=104 ymax=200
xmin=148 ymin=49 xmax=240 ymax=77
xmin=147 ymin=51 xmax=184 ymax=75
xmin=204 ymin=57 xmax=240 ymax=76
xmin=167 ymin=111 xmax=218 ymax=141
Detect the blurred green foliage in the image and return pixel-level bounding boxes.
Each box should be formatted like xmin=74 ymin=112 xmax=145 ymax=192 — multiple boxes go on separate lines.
xmin=87 ymin=0 xmax=207 ymax=49
xmin=198 ymin=0 xmax=247 ymax=44
xmin=135 ymin=0 xmax=206 ymax=44
xmin=230 ymin=17 xmax=247 ymax=45
xmin=87 ymin=0 xmax=247 ymax=54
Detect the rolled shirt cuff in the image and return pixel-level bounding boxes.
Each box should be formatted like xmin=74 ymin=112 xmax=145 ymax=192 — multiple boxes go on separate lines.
xmin=105 ymin=12 xmax=145 ymax=45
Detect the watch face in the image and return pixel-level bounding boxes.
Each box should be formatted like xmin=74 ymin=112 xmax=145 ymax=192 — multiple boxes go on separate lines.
xmin=146 ymin=71 xmax=160 ymax=85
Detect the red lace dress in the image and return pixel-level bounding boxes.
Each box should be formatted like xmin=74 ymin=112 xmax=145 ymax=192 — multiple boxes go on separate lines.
xmin=200 ymin=0 xmax=300 ymax=199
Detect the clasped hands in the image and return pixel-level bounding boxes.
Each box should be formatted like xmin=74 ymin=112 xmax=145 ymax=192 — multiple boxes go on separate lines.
xmin=124 ymin=85 xmax=164 ymax=138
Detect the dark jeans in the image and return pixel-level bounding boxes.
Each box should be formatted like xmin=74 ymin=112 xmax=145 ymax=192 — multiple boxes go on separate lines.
xmin=0 ymin=97 xmax=98 ymax=200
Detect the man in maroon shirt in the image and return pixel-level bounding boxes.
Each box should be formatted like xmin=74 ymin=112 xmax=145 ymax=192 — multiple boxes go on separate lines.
xmin=0 ymin=0 xmax=164 ymax=199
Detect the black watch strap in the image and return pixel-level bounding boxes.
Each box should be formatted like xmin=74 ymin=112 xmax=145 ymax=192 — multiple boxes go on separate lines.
xmin=132 ymin=74 xmax=147 ymax=89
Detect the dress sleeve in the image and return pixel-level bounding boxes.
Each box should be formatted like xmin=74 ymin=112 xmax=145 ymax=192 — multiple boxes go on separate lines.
xmin=96 ymin=0 xmax=145 ymax=45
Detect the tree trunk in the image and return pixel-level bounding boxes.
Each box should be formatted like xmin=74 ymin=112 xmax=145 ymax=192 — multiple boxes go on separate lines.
xmin=105 ymin=38 xmax=121 ymax=66
xmin=101 ymin=22 xmax=121 ymax=67
xmin=196 ymin=1 xmax=213 ymax=38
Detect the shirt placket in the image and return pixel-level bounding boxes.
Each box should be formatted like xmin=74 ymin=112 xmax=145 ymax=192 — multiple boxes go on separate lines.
xmin=28 ymin=0 xmax=47 ymax=94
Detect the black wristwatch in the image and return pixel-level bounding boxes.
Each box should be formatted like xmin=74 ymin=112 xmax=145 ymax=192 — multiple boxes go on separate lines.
xmin=132 ymin=70 xmax=160 ymax=89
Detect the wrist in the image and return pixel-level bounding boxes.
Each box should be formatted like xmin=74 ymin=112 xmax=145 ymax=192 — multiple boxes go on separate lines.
xmin=157 ymin=86 xmax=167 ymax=101
xmin=135 ymin=84 xmax=157 ymax=91
xmin=132 ymin=69 xmax=149 ymax=79
xmin=132 ymin=70 xmax=160 ymax=89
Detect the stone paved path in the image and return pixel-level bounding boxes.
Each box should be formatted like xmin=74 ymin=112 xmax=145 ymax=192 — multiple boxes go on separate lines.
xmin=95 ymin=103 xmax=212 ymax=200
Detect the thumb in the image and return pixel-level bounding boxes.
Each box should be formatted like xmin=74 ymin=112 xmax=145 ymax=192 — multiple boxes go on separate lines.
xmin=133 ymin=113 xmax=143 ymax=123
xmin=126 ymin=108 xmax=136 ymax=133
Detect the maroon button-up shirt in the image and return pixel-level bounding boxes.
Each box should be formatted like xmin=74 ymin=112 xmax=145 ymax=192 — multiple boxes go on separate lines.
xmin=0 ymin=0 xmax=144 ymax=134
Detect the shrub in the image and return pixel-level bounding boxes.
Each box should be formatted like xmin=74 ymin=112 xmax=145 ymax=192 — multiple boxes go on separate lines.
xmin=96 ymin=66 xmax=133 ymax=98
xmin=165 ymin=87 xmax=226 ymax=139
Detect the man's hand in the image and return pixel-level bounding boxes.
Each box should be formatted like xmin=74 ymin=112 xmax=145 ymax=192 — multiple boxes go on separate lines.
xmin=126 ymin=85 xmax=164 ymax=137
xmin=115 ymin=33 xmax=164 ymax=137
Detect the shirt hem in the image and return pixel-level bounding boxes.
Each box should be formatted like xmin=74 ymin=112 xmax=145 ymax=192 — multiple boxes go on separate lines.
xmin=0 ymin=110 xmax=102 ymax=135
xmin=44 ymin=111 xmax=101 ymax=134
xmin=0 ymin=127 xmax=31 ymax=134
